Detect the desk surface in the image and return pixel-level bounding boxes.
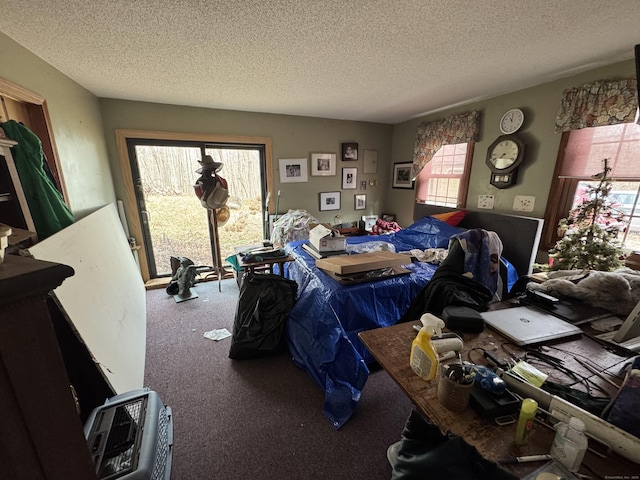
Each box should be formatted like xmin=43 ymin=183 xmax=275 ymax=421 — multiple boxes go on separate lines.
xmin=359 ymin=319 xmax=636 ymax=478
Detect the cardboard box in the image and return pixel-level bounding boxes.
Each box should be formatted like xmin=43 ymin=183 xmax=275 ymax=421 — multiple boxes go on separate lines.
xmin=316 ymin=251 xmax=410 ymax=275
xmin=309 ymin=224 xmax=346 ymax=252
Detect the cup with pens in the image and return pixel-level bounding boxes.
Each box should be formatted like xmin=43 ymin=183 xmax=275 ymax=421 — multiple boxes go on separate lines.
xmin=437 ymin=362 xmax=475 ymax=412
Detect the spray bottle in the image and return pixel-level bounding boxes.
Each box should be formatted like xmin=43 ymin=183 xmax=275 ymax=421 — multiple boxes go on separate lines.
xmin=410 ymin=313 xmax=445 ymax=381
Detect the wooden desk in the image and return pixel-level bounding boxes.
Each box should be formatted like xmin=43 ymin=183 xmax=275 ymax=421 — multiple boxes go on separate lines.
xmin=359 ymin=321 xmax=637 ymax=478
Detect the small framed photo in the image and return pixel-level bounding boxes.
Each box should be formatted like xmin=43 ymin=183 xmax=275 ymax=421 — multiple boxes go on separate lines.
xmin=342 ymin=167 xmax=357 ymax=189
xmin=342 ymin=142 xmax=358 ymax=161
xmin=319 ymin=191 xmax=341 ymax=211
xmin=392 ymin=162 xmax=414 ymax=189
xmin=279 ymin=158 xmax=308 ymax=183
xmin=355 ymin=194 xmax=366 ymax=210
xmin=310 ymin=153 xmax=336 ymax=176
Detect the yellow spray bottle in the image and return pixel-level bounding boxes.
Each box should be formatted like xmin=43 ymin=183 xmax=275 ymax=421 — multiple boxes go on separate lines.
xmin=410 ymin=313 xmax=445 ymax=381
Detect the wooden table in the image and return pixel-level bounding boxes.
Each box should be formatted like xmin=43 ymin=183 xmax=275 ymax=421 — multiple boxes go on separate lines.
xmin=234 ymin=245 xmax=293 ymax=285
xmin=359 ymin=320 xmax=637 ymax=478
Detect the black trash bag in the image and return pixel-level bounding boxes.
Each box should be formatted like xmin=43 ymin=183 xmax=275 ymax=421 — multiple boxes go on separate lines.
xmin=388 ymin=410 xmax=517 ymax=480
xmin=229 ymin=273 xmax=298 ymax=359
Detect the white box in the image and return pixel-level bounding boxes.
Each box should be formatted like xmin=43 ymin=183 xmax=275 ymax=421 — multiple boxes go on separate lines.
xmin=309 ymin=224 xmax=346 ymax=252
xmin=361 ymin=215 xmax=378 ymax=232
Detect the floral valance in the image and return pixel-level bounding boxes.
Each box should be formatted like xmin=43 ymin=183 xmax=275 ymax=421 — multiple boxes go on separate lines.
xmin=554 ymin=78 xmax=638 ymax=133
xmin=412 ymin=110 xmax=480 ymax=177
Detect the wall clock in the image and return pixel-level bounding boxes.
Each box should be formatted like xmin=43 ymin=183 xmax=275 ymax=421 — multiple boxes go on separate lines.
xmin=486 ymin=135 xmax=525 ymax=188
xmin=499 ymin=108 xmax=524 ymax=134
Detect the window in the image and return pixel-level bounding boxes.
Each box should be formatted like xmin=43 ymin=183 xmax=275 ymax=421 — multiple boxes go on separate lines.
xmin=415 ymin=142 xmax=473 ymax=207
xmin=544 ymin=122 xmax=640 ymax=253
xmin=412 ymin=110 xmax=479 ymax=208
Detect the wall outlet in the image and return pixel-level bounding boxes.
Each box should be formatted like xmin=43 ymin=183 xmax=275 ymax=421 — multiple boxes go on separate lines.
xmin=478 ymin=195 xmax=495 ymax=209
xmin=513 ymin=195 xmax=535 ymax=212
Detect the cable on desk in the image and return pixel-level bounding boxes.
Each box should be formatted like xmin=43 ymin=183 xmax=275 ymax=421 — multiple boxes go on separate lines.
xmin=541 ymin=344 xmax=626 ymax=380
xmin=467 ymin=347 xmax=487 ymax=364
xmin=522 ymin=348 xmax=608 ymax=396
xmin=500 ymin=343 xmax=521 ymax=365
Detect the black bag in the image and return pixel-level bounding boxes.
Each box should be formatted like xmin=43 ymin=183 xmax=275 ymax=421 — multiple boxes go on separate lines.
xmin=229 ymin=273 xmax=298 ymax=359
xmin=389 ymin=410 xmax=517 ymax=480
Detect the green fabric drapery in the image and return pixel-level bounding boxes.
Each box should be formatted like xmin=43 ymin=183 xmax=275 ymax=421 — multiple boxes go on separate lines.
xmin=412 ymin=110 xmax=480 ymax=178
xmin=554 ymin=78 xmax=639 ymax=132
xmin=1 ymin=120 xmax=74 ymax=239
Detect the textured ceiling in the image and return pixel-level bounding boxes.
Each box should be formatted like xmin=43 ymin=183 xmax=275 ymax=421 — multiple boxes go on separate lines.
xmin=0 ymin=1 xmax=638 ymax=124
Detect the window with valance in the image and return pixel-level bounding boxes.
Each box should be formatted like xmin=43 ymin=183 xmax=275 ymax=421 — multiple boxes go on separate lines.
xmin=544 ymin=77 xmax=640 ymax=252
xmin=413 ymin=111 xmax=480 ymax=206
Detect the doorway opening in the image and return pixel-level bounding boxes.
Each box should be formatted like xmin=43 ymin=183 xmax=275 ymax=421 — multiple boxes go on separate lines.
xmin=119 ymin=132 xmax=273 ymax=282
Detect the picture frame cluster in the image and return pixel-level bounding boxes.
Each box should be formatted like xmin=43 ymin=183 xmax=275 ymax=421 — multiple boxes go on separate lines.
xmin=279 ymin=142 xmax=372 ymax=213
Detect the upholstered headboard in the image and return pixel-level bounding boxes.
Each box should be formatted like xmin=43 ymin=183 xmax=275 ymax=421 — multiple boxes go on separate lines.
xmin=413 ymin=204 xmax=544 ymax=277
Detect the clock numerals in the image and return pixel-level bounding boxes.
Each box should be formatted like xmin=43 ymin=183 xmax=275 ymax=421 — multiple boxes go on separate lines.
xmin=500 ymin=108 xmax=524 ymax=134
xmin=486 ymin=134 xmax=525 ymax=188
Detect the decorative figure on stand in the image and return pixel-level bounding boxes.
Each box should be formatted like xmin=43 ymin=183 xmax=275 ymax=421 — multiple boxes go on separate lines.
xmin=193 ymin=155 xmax=231 ymax=291
xmin=165 ymin=256 xmax=199 ymax=302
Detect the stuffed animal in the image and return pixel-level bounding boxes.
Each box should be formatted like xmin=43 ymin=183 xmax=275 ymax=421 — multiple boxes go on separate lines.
xmin=528 ymin=268 xmax=640 ymax=317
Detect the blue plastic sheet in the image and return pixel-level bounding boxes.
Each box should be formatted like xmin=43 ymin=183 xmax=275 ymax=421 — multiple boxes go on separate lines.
xmin=284 ymin=218 xmax=518 ymax=429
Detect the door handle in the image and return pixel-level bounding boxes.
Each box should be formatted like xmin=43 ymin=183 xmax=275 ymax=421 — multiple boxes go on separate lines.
xmin=141 ymin=210 xmax=150 ymax=223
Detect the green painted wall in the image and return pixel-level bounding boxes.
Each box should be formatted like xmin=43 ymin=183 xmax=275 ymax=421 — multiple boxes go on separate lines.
xmin=388 ymin=60 xmax=636 ymax=228
xmin=99 ymin=99 xmax=393 ymax=226
xmin=0 ymin=32 xmax=115 ymax=219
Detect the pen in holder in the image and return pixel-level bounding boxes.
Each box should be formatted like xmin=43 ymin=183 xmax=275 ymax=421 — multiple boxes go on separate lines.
xmin=437 ymin=363 xmax=474 ymax=412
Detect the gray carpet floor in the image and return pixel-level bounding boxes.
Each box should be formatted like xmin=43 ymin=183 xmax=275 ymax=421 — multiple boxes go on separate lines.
xmin=144 ymin=278 xmax=412 ymax=479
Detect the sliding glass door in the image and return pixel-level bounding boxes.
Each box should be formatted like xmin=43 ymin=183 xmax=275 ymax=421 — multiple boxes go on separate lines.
xmin=127 ymin=139 xmax=266 ymax=278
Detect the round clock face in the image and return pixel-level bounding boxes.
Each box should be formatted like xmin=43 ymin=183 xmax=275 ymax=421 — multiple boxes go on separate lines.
xmin=499 ymin=108 xmax=524 ymax=134
xmin=489 ymin=139 xmax=519 ymax=169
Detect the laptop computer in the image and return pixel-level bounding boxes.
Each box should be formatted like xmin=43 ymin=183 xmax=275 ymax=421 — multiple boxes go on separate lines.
xmin=480 ymin=306 xmax=582 ymax=346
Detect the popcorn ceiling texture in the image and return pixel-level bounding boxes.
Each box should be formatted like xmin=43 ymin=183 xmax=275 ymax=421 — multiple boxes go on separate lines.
xmin=0 ymin=0 xmax=636 ymax=124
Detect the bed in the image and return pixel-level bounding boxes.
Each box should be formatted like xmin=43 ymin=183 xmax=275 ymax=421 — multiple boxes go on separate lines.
xmin=283 ymin=205 xmax=543 ymax=429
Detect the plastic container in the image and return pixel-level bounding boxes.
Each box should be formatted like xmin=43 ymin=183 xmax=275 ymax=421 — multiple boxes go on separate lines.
xmin=550 ymin=417 xmax=588 ymax=472
xmin=437 ymin=372 xmax=474 ymax=411
xmin=410 ymin=313 xmax=445 ymax=381
xmin=514 ymin=398 xmax=538 ymax=445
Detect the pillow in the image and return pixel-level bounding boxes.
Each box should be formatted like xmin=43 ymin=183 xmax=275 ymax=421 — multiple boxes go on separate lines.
xmin=393 ymin=216 xmax=463 ymax=249
xmin=431 ymin=210 xmax=466 ymax=226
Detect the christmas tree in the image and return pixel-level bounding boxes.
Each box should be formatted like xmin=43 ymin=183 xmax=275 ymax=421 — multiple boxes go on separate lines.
xmin=547 ymin=158 xmax=626 ymax=271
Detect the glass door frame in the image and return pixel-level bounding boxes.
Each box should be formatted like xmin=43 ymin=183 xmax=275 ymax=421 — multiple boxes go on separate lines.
xmin=115 ymin=129 xmax=274 ymax=284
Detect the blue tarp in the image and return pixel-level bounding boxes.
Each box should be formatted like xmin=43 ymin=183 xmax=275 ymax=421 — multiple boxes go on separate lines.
xmin=284 ymin=217 xmax=517 ymax=429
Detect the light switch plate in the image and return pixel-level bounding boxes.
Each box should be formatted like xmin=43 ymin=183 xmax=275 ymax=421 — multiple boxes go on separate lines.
xmin=513 ymin=195 xmax=535 ymax=212
xmin=478 ymin=195 xmax=495 ymax=209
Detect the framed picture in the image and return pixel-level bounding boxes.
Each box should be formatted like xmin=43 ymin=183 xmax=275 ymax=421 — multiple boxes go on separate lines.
xmin=310 ymin=153 xmax=336 ymax=176
xmin=279 ymin=158 xmax=308 ymax=183
xmin=342 ymin=142 xmax=358 ymax=161
xmin=319 ymin=191 xmax=341 ymax=211
xmin=392 ymin=162 xmax=414 ymax=189
xmin=342 ymin=167 xmax=357 ymax=189
xmin=355 ymin=194 xmax=366 ymax=210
